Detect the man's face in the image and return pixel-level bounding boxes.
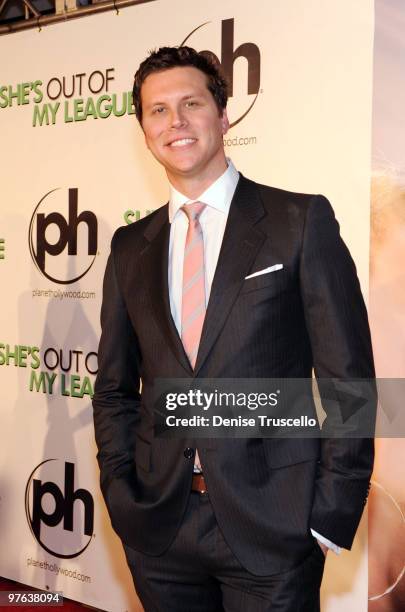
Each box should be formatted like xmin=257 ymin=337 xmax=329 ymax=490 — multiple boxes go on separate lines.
xmin=140 ymin=66 xmax=229 ymax=186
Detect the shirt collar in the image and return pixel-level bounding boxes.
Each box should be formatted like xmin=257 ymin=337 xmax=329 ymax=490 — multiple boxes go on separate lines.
xmin=168 ymin=159 xmax=240 ymax=223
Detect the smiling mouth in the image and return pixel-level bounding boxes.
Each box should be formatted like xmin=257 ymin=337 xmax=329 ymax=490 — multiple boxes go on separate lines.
xmin=168 ymin=138 xmax=197 ymax=148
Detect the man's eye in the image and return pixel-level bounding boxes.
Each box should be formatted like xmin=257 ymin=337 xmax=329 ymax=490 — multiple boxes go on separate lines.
xmin=153 ymin=107 xmax=165 ymax=114
xmin=185 ymin=101 xmax=197 ymax=108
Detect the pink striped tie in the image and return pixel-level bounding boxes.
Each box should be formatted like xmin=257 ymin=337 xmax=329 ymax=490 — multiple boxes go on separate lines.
xmin=181 ymin=202 xmax=206 ymax=472
xmin=181 ymin=202 xmax=207 ymax=369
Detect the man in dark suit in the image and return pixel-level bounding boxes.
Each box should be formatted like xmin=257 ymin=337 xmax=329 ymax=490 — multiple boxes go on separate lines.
xmin=93 ymin=46 xmax=375 ymax=611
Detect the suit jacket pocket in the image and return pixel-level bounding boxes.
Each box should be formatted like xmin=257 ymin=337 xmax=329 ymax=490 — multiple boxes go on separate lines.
xmin=135 ymin=433 xmax=151 ymax=472
xmin=263 ymin=438 xmax=320 ymax=468
xmin=240 ymin=270 xmax=289 ymax=296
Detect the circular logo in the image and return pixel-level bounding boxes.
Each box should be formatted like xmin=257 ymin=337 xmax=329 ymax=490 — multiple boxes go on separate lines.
xmin=368 ymin=480 xmax=405 ymax=602
xmin=25 ymin=459 xmax=94 ymax=559
xmin=181 ymin=18 xmax=261 ymax=128
xmin=28 ymin=187 xmax=98 ymax=285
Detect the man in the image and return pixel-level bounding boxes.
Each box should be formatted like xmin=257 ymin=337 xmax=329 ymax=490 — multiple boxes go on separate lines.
xmin=93 ymin=46 xmax=375 ymax=611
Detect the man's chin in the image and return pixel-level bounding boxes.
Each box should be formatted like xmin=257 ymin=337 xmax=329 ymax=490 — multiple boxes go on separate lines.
xmin=165 ymin=162 xmax=203 ymax=180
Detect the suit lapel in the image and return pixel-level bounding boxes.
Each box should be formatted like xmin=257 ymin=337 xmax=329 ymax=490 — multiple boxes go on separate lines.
xmin=140 ymin=206 xmax=193 ymax=375
xmin=194 ymin=175 xmax=267 ymax=375
xmin=139 ymin=176 xmax=267 ymax=377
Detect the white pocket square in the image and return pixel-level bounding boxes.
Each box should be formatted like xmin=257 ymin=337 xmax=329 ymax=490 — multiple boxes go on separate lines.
xmin=245 ymin=264 xmax=283 ymax=280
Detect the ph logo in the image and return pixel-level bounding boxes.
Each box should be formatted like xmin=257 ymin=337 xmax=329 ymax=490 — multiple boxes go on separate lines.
xmin=28 ymin=188 xmax=98 ymax=285
xmin=181 ymin=18 xmax=261 ymax=127
xmin=25 ymin=459 xmax=94 ymax=559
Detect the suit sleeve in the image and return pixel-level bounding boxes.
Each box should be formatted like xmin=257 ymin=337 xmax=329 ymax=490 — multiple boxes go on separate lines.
xmin=299 ymin=195 xmax=376 ymax=549
xmin=92 ymin=228 xmax=142 ymax=497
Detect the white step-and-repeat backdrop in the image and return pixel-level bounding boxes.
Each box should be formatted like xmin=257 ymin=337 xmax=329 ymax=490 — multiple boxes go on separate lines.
xmin=1 ymin=1 xmax=378 ymax=610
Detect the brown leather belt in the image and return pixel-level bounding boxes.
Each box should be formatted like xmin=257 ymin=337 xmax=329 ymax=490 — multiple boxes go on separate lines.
xmin=191 ymin=473 xmax=208 ymax=494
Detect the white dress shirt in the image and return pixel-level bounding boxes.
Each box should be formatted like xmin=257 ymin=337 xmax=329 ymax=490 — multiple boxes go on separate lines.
xmin=167 ymin=159 xmax=340 ymax=555
xmin=168 ymin=159 xmax=239 ymax=333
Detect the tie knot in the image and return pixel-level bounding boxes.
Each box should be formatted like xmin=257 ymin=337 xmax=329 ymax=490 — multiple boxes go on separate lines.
xmin=182 ymin=201 xmax=206 ymax=223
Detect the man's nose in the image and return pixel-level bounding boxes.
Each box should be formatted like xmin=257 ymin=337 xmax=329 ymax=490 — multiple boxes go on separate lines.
xmin=170 ymin=108 xmax=187 ymax=128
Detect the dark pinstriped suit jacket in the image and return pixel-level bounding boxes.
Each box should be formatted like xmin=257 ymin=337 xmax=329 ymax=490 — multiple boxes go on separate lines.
xmin=93 ymin=174 xmax=375 ymax=575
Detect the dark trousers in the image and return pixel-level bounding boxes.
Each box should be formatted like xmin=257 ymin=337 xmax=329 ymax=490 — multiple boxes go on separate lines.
xmin=124 ymin=492 xmax=325 ymax=612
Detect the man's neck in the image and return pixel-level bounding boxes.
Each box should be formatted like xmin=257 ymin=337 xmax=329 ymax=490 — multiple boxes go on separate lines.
xmin=167 ymin=160 xmax=228 ymax=200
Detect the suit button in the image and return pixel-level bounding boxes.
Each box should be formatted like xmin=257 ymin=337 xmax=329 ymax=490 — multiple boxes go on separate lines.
xmin=184 ymin=448 xmax=195 ymax=460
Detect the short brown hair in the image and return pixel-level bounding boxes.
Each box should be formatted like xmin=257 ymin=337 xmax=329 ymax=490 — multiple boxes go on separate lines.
xmin=133 ymin=46 xmax=228 ymax=124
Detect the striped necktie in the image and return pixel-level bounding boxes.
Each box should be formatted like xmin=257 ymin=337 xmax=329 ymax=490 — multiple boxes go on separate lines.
xmin=181 ymin=202 xmax=207 ymax=369
xmin=181 ymin=202 xmax=206 ymax=473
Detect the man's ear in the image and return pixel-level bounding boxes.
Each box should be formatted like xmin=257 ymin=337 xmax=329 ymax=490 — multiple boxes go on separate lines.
xmin=221 ymin=109 xmax=230 ymax=135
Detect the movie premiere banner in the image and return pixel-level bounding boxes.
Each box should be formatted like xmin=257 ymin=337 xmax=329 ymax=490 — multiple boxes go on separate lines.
xmin=368 ymin=1 xmax=405 ymax=610
xmin=0 ymin=1 xmax=374 ymax=610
